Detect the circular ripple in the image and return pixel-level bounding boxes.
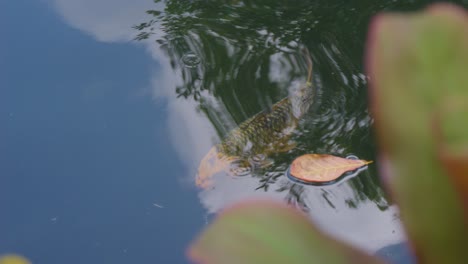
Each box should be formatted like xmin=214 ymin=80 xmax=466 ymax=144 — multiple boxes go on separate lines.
xmin=229 ymin=160 xmax=252 ymax=177
xmin=346 ymin=154 xmax=359 ymax=160
xmin=181 ymin=52 xmax=201 ymax=68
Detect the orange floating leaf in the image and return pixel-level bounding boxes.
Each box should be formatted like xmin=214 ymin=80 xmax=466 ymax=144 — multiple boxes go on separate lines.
xmin=290 ymin=154 xmax=372 ymax=183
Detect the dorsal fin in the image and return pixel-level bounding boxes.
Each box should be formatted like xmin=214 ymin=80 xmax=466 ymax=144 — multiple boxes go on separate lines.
xmin=302 ymin=47 xmax=313 ymax=85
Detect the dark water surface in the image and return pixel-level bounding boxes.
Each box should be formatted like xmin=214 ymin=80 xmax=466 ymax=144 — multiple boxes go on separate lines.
xmin=2 ymin=0 xmax=467 ymax=263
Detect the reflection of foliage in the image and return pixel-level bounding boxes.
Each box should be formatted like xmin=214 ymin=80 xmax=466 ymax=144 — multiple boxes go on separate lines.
xmin=134 ymin=0 xmax=381 ymax=122
xmin=132 ymin=0 xmax=447 ymax=209
xmin=132 ymin=0 xmax=442 ymax=135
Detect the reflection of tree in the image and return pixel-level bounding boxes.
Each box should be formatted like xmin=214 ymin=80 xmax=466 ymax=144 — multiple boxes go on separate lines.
xmin=133 ymin=0 xmax=443 ymax=210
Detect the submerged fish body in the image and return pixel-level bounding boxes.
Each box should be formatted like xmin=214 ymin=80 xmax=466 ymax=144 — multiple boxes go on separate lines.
xmin=220 ymin=97 xmax=297 ymax=155
xmin=196 ymin=50 xmax=315 ymax=188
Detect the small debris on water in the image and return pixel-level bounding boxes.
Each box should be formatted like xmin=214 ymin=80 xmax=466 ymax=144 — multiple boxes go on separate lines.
xmin=153 ymin=203 xmax=164 ymax=208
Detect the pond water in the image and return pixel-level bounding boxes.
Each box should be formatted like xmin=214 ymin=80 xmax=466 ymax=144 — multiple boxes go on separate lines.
xmin=2 ymin=0 xmax=467 ymax=263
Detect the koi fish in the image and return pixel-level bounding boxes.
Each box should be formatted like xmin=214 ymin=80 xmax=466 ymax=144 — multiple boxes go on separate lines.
xmin=196 ymin=48 xmax=315 ymax=188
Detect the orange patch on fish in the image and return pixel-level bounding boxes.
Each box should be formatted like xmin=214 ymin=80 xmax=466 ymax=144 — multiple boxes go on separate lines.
xmin=196 ymin=147 xmax=233 ymax=188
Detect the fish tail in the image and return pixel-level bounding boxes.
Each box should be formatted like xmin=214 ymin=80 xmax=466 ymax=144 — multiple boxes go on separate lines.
xmin=196 ymin=146 xmax=231 ymax=188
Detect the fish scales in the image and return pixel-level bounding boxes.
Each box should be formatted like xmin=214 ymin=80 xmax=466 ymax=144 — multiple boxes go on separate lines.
xmin=219 ymin=97 xmax=296 ymax=156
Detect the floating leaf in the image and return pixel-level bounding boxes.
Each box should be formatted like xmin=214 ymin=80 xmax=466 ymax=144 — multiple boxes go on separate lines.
xmin=289 ymin=154 xmax=372 ymax=184
xmin=366 ymin=3 xmax=468 ymax=263
xmin=188 ymin=200 xmax=383 ymax=264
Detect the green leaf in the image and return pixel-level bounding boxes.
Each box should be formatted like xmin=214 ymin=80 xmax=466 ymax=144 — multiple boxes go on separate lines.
xmin=0 ymin=255 xmax=30 ymax=264
xmin=366 ymin=3 xmax=468 ymax=263
xmin=188 ymin=200 xmax=382 ymax=264
xmin=436 ymin=98 xmax=468 ymax=220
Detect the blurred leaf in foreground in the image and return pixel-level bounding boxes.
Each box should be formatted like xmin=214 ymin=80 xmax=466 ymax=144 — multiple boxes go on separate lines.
xmin=435 ymin=98 xmax=468 ymax=217
xmin=188 ymin=201 xmax=382 ymax=264
xmin=289 ymin=154 xmax=372 ymax=184
xmin=366 ymin=3 xmax=468 ymax=263
xmin=0 ymin=255 xmax=30 ymax=264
